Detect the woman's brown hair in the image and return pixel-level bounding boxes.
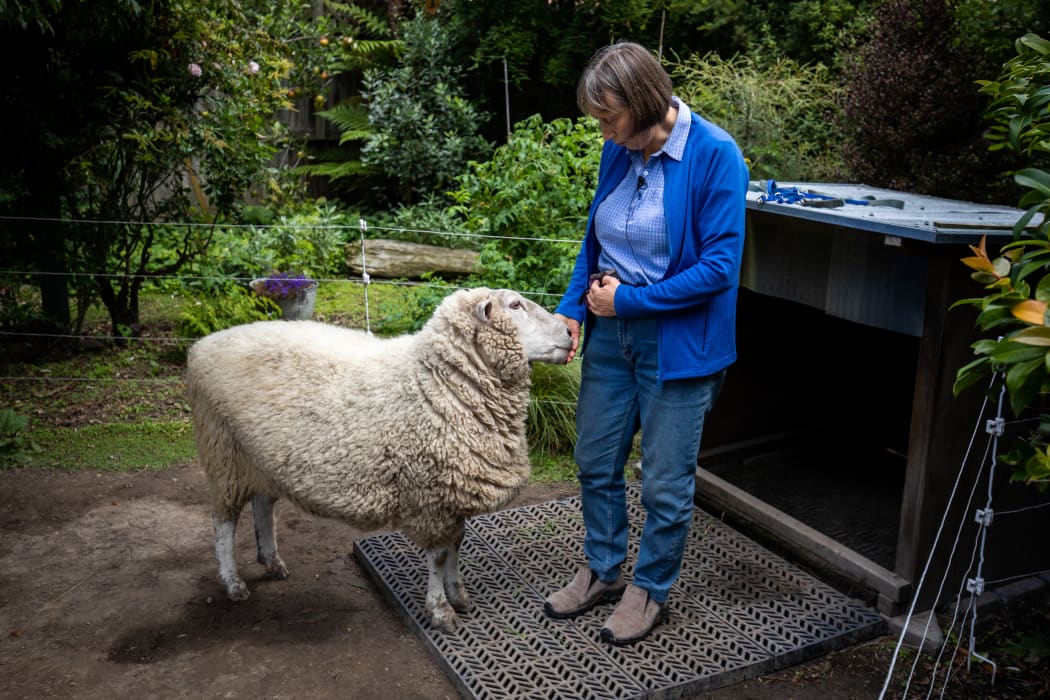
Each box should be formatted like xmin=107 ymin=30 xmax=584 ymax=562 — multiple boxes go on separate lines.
xmin=576 ymin=41 xmax=672 ymax=133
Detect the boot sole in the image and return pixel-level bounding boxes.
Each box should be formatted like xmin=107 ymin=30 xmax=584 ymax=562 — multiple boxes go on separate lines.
xmin=599 ymin=606 xmax=670 ymax=646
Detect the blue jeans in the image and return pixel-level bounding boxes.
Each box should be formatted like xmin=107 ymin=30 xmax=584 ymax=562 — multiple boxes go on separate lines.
xmin=575 ymin=316 xmax=724 ymax=604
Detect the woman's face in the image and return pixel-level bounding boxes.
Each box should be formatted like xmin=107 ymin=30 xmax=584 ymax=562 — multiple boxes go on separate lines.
xmin=590 ymin=92 xmax=651 ymax=152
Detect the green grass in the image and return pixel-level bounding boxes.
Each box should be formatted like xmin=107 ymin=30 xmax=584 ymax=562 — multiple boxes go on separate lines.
xmin=28 ymin=420 xmax=196 ymax=472
xmin=529 ymin=451 xmax=578 ymax=484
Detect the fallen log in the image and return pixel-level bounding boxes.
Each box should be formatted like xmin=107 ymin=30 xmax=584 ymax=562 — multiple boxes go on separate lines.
xmin=345 ymin=239 xmax=480 ymax=279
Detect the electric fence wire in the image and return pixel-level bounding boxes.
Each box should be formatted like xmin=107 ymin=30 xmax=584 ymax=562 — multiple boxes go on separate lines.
xmin=0 ymin=216 xmax=577 ymax=405
xmin=0 ymin=214 xmax=581 ymax=245
xmin=878 ymin=376 xmax=998 ymax=699
xmin=880 ymin=376 xmax=1050 ymax=698
xmin=8 ymin=214 xmax=1050 ymax=692
xmin=925 ymin=383 xmax=1007 ymax=697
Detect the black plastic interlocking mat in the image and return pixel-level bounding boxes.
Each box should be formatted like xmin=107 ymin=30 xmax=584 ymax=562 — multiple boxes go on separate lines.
xmin=354 ymin=485 xmax=885 ymax=699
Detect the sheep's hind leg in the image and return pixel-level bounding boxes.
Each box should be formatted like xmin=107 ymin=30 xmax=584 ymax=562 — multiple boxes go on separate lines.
xmin=424 ymin=546 xmax=460 ymax=632
xmin=443 ymin=524 xmax=472 ymax=614
xmin=214 ymin=510 xmax=250 ymax=601
xmin=252 ymin=495 xmax=289 ymax=580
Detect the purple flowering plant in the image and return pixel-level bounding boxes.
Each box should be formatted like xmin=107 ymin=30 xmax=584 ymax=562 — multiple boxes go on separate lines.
xmin=250 ymin=271 xmax=316 ymax=300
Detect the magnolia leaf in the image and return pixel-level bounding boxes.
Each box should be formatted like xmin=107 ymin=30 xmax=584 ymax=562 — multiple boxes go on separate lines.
xmin=1019 ymin=257 xmax=1050 ymax=282
xmin=1015 ymin=168 xmax=1050 ymax=197
xmin=969 ymin=234 xmax=988 ymax=259
xmin=993 ymin=257 xmax=1012 ymax=277
xmin=972 ymin=339 xmax=1003 ymax=356
xmin=954 ymin=355 xmax=992 ymax=397
xmin=1018 ymin=32 xmax=1050 ymax=55
xmin=1011 ymin=299 xmax=1048 ymax=325
xmin=1007 ymin=357 xmax=1046 ymax=416
xmin=961 ymin=255 xmax=995 ymax=273
xmin=988 ymin=342 xmax=1048 ymax=363
xmin=1014 ymin=327 xmax=1050 ymax=346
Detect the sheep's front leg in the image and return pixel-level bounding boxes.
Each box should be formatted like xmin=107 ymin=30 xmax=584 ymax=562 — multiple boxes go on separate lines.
xmin=252 ymin=495 xmax=289 ymax=580
xmin=214 ymin=515 xmax=249 ymax=601
xmin=424 ymin=546 xmax=459 ymax=632
xmin=443 ymin=525 xmax=472 ymax=614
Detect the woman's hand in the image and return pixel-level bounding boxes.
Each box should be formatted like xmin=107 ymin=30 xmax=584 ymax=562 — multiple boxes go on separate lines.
xmin=585 ymin=275 xmax=619 ymax=317
xmin=554 ymin=313 xmax=580 ymax=363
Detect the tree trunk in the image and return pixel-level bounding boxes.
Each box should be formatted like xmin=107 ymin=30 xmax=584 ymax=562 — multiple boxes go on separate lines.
xmin=25 ymin=194 xmax=71 ymax=330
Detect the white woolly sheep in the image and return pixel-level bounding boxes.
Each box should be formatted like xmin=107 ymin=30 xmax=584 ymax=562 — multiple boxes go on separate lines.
xmin=185 ymin=287 xmax=573 ymax=631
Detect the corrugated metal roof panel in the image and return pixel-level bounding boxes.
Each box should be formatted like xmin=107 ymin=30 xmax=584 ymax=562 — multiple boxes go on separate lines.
xmin=747 ymin=181 xmax=1037 ymax=244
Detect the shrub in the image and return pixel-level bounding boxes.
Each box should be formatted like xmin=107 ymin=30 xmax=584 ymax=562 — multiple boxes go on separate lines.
xmin=447 ymin=114 xmax=600 ymax=301
xmin=835 ymin=0 xmax=1016 ymax=201
xmin=0 ymin=408 xmax=40 ymax=468
xmin=670 ymin=52 xmax=844 ymax=181
xmin=361 ymin=12 xmax=492 ymax=205
xmin=176 ymin=285 xmax=274 ymax=339
xmin=953 ymin=34 xmax=1050 ymax=487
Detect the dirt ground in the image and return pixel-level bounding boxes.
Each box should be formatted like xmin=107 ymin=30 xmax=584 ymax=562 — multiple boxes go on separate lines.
xmin=2 ymin=462 xmax=1048 ymax=700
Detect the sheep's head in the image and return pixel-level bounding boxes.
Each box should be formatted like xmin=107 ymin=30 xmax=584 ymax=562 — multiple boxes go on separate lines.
xmin=427 ymin=288 xmax=572 ymax=384
xmin=473 ymin=289 xmax=573 ymax=366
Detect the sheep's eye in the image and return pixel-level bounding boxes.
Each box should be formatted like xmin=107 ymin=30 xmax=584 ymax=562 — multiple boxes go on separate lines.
xmin=509 ymin=300 xmax=522 ymax=310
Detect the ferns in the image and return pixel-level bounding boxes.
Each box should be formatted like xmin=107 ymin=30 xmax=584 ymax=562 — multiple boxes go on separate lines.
xmin=317 ymin=102 xmax=371 ymax=144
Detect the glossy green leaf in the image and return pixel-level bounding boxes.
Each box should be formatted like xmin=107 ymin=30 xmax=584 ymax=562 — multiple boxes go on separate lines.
xmin=1007 ymin=357 xmax=1046 ymax=416
xmin=953 ymin=356 xmax=993 ymax=397
xmin=1015 ymin=168 xmax=1050 ymax=196
xmin=1013 ymin=327 xmax=1050 ymax=346
xmin=987 ymin=342 xmax=1048 ymax=363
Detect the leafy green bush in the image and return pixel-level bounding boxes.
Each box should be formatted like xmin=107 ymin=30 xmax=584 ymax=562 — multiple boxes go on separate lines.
xmin=978 ymin=33 xmax=1050 ymax=240
xmin=953 ymin=34 xmax=1050 ymax=487
xmin=361 ymin=12 xmax=492 ymax=204
xmin=0 ymin=408 xmax=40 ymax=468
xmin=835 ymin=0 xmax=1016 ymax=201
xmin=447 ymin=114 xmax=600 ymax=301
xmin=176 ymin=285 xmax=275 ymax=339
xmin=174 ymin=201 xmax=348 ymax=297
xmin=372 ymin=193 xmax=482 ymax=249
xmin=670 ymin=52 xmax=844 ymax=181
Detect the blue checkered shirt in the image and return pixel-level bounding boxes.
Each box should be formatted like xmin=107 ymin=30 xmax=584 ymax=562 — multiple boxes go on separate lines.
xmin=595 ymin=97 xmax=692 ymax=286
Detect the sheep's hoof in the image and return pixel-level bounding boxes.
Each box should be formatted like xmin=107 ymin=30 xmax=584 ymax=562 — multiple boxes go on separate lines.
xmin=428 ymin=602 xmax=460 ymax=633
xmin=263 ymin=556 xmax=289 ymax=580
xmin=226 ymin=579 xmax=250 ymax=601
xmin=447 ymin=586 xmax=473 ymax=614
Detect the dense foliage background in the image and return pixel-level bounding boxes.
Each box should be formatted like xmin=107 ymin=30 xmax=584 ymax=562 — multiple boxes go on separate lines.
xmin=0 ymin=0 xmax=1048 ymax=339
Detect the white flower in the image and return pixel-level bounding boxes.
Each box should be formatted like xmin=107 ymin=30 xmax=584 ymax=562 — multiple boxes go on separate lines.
xmin=188 ymin=63 xmax=202 ymax=77
xmin=248 ymin=61 xmax=260 ymax=74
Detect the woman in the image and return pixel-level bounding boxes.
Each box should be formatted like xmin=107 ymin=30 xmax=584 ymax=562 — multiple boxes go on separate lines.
xmin=544 ymin=41 xmax=748 ymax=646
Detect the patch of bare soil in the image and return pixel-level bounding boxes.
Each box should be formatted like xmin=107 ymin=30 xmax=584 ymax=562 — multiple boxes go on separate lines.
xmin=2 ymin=464 xmax=1048 ymax=699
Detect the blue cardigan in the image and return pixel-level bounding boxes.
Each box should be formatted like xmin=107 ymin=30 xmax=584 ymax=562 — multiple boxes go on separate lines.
xmin=555 ymin=111 xmax=749 ymax=381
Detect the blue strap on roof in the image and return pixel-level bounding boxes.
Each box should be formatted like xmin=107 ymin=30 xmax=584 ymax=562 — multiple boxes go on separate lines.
xmin=754 ymin=180 xmax=904 ymax=209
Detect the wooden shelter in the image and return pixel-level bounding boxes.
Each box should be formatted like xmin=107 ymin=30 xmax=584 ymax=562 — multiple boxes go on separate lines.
xmin=696 ymin=182 xmax=1048 ymax=615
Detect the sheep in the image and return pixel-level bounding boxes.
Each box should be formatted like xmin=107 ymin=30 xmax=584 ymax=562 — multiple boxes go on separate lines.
xmin=185 ymin=287 xmax=573 ymax=631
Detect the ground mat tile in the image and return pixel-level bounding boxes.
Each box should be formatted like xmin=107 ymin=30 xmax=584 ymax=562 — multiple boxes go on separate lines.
xmin=354 ymin=484 xmax=885 ymax=699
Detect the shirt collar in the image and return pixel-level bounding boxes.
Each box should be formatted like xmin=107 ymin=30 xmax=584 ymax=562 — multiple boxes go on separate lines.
xmin=662 ymin=96 xmax=690 ymax=162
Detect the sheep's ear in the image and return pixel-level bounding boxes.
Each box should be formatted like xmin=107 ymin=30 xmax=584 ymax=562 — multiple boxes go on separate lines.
xmin=475 ymin=299 xmax=494 ymax=323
